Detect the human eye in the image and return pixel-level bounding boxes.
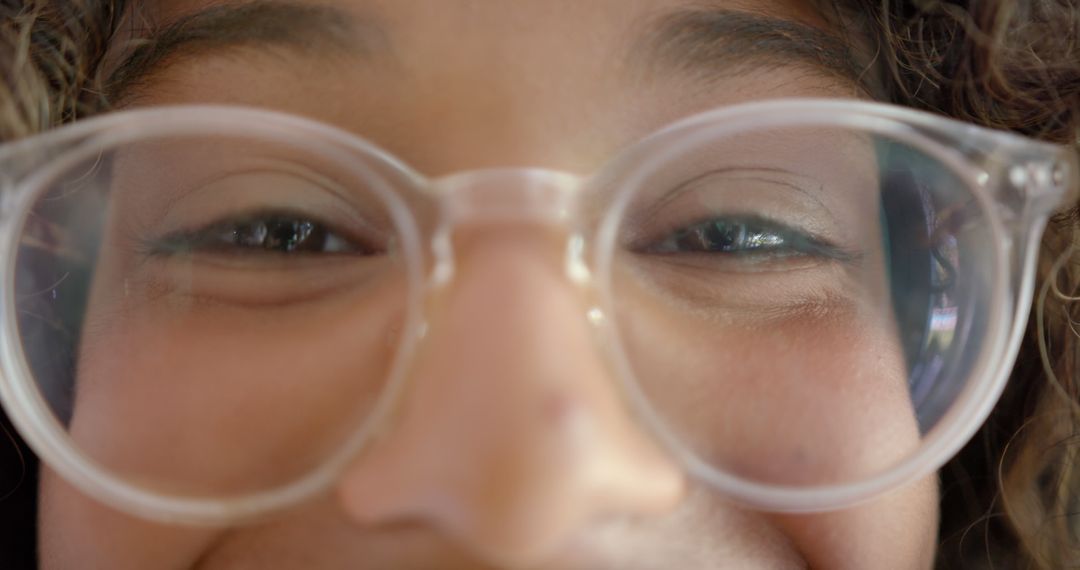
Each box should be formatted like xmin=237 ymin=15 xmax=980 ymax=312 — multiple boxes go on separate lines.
xmin=635 ymin=214 xmax=855 ymax=268
xmin=612 ymin=167 xmax=875 ymax=319
xmin=112 ymin=164 xmax=404 ymax=306
xmin=145 ymin=210 xmax=384 ymax=260
xmin=618 ymin=166 xmax=864 ymax=272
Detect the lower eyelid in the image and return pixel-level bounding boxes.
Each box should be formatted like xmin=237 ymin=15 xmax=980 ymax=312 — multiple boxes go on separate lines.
xmin=126 ymin=254 xmax=391 ymax=308
xmin=637 ymin=250 xmax=830 ymax=274
xmin=621 ymin=256 xmax=858 ymax=318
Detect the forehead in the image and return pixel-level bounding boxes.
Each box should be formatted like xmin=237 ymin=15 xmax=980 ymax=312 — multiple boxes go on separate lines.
xmin=115 ymin=0 xmax=869 ymax=172
xmin=128 ymin=0 xmax=860 ymax=85
xmin=143 ymin=0 xmax=839 ymax=37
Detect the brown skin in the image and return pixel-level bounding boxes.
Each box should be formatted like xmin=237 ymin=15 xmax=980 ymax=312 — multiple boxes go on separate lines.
xmin=38 ymin=1 xmax=939 ymax=568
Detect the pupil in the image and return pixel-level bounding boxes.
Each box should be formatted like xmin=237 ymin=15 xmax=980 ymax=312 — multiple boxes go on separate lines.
xmin=703 ymin=221 xmax=744 ymax=252
xmin=667 ymin=220 xmax=785 ymax=254
xmin=232 ymin=219 xmax=325 ymax=252
xmin=674 ymin=221 xmax=746 ymax=252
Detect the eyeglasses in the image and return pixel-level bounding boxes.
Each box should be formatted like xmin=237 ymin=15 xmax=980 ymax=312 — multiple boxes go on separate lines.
xmin=0 ymin=99 xmax=1074 ymax=524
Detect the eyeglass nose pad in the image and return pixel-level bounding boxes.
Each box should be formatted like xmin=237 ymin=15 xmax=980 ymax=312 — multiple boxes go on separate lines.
xmin=428 ymin=168 xmax=587 ymax=288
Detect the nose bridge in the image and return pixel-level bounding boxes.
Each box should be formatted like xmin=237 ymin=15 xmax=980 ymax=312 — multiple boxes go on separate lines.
xmin=421 ymin=170 xmax=605 ymax=413
xmin=428 ymin=167 xmax=591 ymax=288
xmin=432 ymin=167 xmax=582 ymax=225
xmin=418 ymin=178 xmax=618 ymax=474
xmin=335 ymin=171 xmax=683 ymax=566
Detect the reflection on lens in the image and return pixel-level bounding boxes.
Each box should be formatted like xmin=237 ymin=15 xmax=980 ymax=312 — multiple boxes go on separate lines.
xmin=609 ymin=126 xmax=994 ymax=487
xmin=14 ymin=134 xmax=412 ymax=497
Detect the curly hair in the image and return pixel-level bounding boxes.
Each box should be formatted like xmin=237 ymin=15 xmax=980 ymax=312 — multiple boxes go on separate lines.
xmin=1 ymin=4 xmax=123 ymax=567
xmin=830 ymin=2 xmax=1080 ymax=567
xmin=1 ymin=1 xmax=1079 ymax=568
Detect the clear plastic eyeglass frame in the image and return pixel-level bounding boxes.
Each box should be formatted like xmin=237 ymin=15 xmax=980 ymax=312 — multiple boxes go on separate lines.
xmin=0 ymin=98 xmax=1076 ymax=525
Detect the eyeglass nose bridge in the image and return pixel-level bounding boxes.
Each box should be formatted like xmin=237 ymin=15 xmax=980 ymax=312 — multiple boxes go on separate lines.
xmin=426 ymin=168 xmax=590 ymax=287
xmin=431 ymin=167 xmax=583 ymax=223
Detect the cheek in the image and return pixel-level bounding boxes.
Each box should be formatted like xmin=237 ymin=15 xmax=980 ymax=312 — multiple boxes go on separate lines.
xmin=69 ymin=275 xmax=406 ymax=495
xmin=38 ymin=467 xmax=220 ymax=570
xmin=615 ymin=277 xmax=919 ymax=487
xmin=771 ymin=473 xmax=940 ymax=569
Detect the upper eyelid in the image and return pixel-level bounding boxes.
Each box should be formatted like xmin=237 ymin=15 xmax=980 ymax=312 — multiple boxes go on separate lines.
xmin=116 ymin=158 xmax=394 ymax=234
xmin=623 ymin=167 xmax=839 ymax=227
xmin=616 ymin=168 xmax=849 ymax=244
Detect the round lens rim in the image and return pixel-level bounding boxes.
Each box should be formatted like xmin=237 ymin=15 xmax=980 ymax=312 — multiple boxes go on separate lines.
xmin=0 ymin=106 xmax=429 ymax=524
xmin=591 ymin=99 xmax=1015 ymax=513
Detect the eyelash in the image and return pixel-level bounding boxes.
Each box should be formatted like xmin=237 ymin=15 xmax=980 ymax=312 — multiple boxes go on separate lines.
xmin=143 ymin=211 xmax=382 ymax=258
xmin=637 ymin=215 xmax=856 ymax=263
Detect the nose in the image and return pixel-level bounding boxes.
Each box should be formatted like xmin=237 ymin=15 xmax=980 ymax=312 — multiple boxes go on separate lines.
xmin=335 ymin=227 xmax=684 ymax=567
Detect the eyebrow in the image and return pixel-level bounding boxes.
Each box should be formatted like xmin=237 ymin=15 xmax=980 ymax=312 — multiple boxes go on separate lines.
xmin=635 ymin=8 xmax=867 ymax=89
xmin=107 ymin=1 xmax=868 ymax=103
xmin=107 ymin=1 xmax=384 ymax=101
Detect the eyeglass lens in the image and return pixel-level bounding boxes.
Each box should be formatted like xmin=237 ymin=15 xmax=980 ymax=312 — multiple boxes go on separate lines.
xmin=13 ymin=123 xmax=996 ymax=497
